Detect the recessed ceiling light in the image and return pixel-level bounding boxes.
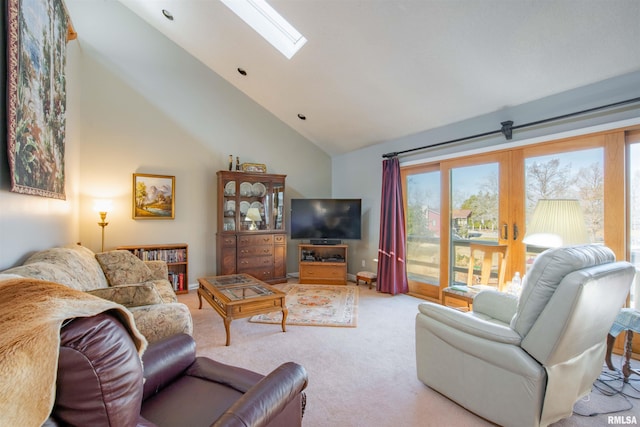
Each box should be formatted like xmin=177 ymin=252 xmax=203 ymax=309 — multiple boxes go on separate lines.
xmin=237 ymin=68 xmax=247 ymax=76
xmin=162 ymin=9 xmax=174 ymax=20
xmin=220 ymin=0 xmax=307 ymax=59
xmin=297 ymin=114 xmax=306 ymax=120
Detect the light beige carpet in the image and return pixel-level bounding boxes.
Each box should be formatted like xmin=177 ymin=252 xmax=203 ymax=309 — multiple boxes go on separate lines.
xmin=179 ymin=281 xmax=640 ymax=427
xmin=249 ymin=284 xmax=358 ymax=327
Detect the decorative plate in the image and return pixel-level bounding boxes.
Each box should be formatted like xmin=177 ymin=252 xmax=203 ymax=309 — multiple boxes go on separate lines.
xmin=250 ymin=201 xmax=263 ymax=211
xmin=240 ymin=182 xmax=253 ymax=197
xmin=252 ymin=182 xmax=267 ymax=197
xmin=223 ymin=218 xmax=235 ymax=231
xmin=225 ymin=200 xmax=235 ymax=213
xmin=224 ymin=181 xmax=236 ymax=196
xmin=240 ymin=201 xmax=250 ymax=215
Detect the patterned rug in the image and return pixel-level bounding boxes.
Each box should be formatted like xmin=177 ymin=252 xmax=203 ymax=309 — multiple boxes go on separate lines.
xmin=249 ymin=284 xmax=358 ymax=327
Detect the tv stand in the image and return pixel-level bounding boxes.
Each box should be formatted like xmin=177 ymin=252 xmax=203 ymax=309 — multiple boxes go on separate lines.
xmin=298 ymin=244 xmax=348 ymax=285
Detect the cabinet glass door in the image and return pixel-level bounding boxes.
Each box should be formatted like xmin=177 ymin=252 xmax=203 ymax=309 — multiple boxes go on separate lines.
xmin=222 ymin=178 xmax=237 ymax=232
xmin=239 ymin=180 xmax=268 ymax=231
xmin=272 ymin=182 xmax=285 ymax=230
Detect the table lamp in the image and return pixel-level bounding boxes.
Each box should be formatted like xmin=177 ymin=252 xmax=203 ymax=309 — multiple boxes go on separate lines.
xmin=245 ymin=207 xmax=262 ymax=230
xmin=523 ymin=199 xmax=588 ymax=248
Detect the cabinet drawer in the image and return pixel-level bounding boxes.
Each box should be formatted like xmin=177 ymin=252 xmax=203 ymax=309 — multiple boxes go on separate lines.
xmin=220 ymin=235 xmax=236 ymax=247
xmin=231 ymin=297 xmax=281 ymax=315
xmin=238 ymin=256 xmax=273 ymax=269
xmin=238 ymin=234 xmax=273 ymax=246
xmin=238 ymin=245 xmax=273 ymax=257
xmin=300 ymin=264 xmax=346 ymax=278
xmin=240 ymin=267 xmax=274 ymax=282
xmin=274 ymin=234 xmax=286 ymax=244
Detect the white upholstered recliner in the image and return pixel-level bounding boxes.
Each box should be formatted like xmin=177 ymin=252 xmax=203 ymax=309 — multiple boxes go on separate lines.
xmin=416 ymin=244 xmax=636 ymax=427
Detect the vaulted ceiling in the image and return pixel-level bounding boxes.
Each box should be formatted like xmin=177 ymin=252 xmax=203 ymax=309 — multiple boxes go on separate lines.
xmin=114 ymin=0 xmax=640 ymax=156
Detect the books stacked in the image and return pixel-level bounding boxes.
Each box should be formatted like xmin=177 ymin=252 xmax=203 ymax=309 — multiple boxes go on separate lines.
xmin=132 ymin=248 xmax=187 ymax=263
xmin=168 ymin=272 xmax=186 ymax=292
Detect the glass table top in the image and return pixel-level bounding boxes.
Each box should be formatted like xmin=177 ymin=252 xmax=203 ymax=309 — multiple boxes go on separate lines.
xmin=200 ymin=274 xmax=276 ymax=301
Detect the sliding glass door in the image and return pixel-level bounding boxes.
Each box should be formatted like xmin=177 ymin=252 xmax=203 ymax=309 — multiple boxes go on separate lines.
xmin=523 ymin=146 xmax=604 ymax=267
xmin=628 ymin=132 xmax=640 ymax=308
xmin=449 ymin=161 xmax=502 ymax=286
xmin=403 ymin=129 xmax=629 ymax=302
xmin=404 ymin=165 xmax=441 ymax=300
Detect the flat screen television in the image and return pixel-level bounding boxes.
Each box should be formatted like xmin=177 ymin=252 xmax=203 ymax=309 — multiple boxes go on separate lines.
xmin=290 ymin=198 xmax=362 ymax=241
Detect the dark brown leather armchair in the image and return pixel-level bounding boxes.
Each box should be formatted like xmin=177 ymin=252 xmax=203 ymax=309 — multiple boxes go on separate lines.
xmin=46 ymin=312 xmax=308 ymax=427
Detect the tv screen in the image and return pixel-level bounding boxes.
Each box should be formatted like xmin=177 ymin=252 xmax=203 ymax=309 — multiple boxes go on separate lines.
xmin=290 ymin=198 xmax=362 ymax=240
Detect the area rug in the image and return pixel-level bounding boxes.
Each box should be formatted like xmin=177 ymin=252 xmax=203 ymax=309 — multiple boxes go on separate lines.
xmin=249 ymin=284 xmax=358 ymax=327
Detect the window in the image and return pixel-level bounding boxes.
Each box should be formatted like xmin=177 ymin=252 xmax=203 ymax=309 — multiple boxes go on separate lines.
xmin=403 ymin=129 xmax=630 ymax=301
xmin=628 ymin=132 xmax=640 ymax=307
xmin=404 ymin=165 xmax=441 ymax=300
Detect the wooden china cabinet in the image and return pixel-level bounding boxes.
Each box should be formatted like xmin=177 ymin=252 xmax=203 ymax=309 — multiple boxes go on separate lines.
xmin=216 ymin=170 xmax=287 ymax=284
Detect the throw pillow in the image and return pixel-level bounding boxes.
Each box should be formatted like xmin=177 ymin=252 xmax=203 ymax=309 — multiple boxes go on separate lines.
xmin=87 ymin=283 xmax=163 ymax=307
xmin=96 ymin=250 xmax=153 ymax=286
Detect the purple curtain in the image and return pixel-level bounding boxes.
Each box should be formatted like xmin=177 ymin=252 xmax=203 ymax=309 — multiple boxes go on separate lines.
xmin=377 ymin=156 xmax=408 ymax=295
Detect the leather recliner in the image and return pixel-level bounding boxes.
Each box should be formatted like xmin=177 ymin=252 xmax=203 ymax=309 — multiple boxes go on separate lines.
xmin=416 ymin=244 xmax=636 ymax=427
xmin=45 ymin=312 xmax=308 ymax=427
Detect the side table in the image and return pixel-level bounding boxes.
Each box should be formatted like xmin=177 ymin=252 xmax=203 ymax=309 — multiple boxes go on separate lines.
xmin=605 ymin=308 xmax=640 ymax=382
xmin=442 ymin=285 xmax=495 ymax=310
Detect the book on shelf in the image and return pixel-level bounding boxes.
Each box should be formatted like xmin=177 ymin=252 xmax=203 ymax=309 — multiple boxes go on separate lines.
xmin=131 ymin=248 xmax=187 ymax=263
xmin=168 ymin=272 xmax=186 ymax=291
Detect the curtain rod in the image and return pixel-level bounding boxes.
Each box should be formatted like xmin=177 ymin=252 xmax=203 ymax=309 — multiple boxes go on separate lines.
xmin=382 ymin=96 xmax=640 ymax=159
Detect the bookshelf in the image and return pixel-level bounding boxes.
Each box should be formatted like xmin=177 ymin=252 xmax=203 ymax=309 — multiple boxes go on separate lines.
xmin=117 ymin=243 xmax=189 ymax=294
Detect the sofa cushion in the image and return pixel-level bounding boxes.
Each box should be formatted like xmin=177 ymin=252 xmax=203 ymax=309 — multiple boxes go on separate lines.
xmin=1 ymin=262 xmax=76 ymax=287
xmin=147 ymin=279 xmax=179 ymax=303
xmin=2 ymin=246 xmax=108 ymax=291
xmin=129 ymin=303 xmax=194 ymax=343
xmin=87 ymin=283 xmax=164 ymax=307
xmin=96 ymin=250 xmax=154 ymax=286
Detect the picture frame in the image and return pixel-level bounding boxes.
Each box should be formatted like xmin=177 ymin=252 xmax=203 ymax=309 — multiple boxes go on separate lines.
xmin=132 ymin=173 xmax=175 ymax=220
xmin=241 ymin=163 xmax=267 ymax=173
xmin=7 ymin=0 xmax=70 ymax=199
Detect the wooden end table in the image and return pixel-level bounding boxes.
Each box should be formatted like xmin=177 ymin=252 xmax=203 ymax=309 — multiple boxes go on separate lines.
xmin=197 ymin=274 xmax=287 ymax=346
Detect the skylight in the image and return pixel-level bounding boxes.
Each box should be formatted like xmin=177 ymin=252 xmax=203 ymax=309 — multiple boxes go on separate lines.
xmin=220 ymin=0 xmax=307 ymax=59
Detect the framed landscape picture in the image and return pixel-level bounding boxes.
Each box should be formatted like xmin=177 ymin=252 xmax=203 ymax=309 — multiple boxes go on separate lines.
xmin=133 ymin=173 xmax=175 ymax=220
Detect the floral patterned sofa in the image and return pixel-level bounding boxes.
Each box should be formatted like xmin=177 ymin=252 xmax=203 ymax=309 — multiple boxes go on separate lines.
xmin=0 ymin=244 xmax=192 ymax=343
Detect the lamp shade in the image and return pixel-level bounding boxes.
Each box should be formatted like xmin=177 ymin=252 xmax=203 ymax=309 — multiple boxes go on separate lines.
xmin=93 ymin=199 xmax=113 ymax=213
xmin=523 ymin=199 xmax=588 ymax=248
xmin=245 ymin=208 xmax=262 ymax=222
xmin=245 ymin=207 xmax=261 ymax=231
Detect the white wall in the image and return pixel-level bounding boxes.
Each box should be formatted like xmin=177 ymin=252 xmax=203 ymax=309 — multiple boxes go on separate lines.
xmin=334 ymin=71 xmax=640 ymax=275
xmin=0 ymin=10 xmax=81 ymax=269
xmin=1 ymin=1 xmax=331 ymax=280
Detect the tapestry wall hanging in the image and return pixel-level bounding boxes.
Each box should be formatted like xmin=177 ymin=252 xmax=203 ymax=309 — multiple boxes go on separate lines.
xmin=7 ymin=0 xmax=70 ymax=199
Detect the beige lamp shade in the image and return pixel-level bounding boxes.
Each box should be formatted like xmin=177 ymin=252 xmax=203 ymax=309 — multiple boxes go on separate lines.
xmin=523 ymin=199 xmax=588 ymax=248
xmin=93 ymin=199 xmax=113 ymax=213
xmin=245 ymin=207 xmax=261 ymax=230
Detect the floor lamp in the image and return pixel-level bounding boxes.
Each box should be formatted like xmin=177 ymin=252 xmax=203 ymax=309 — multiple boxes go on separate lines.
xmin=94 ymin=200 xmax=113 ymax=252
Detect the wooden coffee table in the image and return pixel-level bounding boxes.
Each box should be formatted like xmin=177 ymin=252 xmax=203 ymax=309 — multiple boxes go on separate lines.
xmin=197 ymin=273 xmax=287 ymax=346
